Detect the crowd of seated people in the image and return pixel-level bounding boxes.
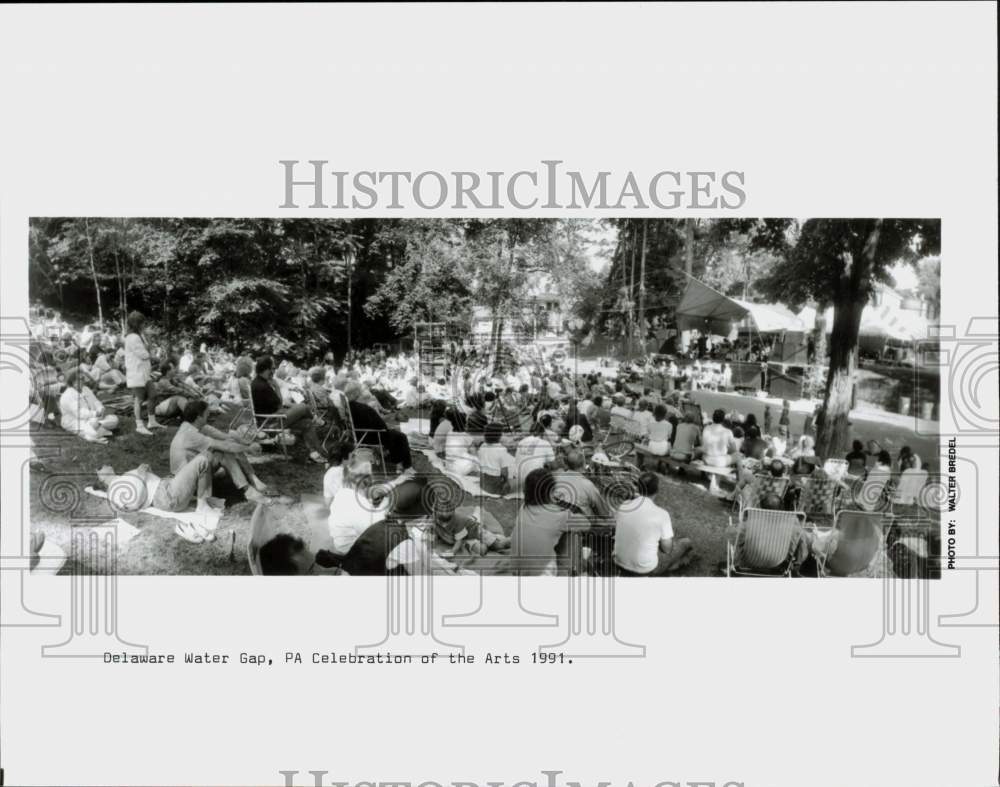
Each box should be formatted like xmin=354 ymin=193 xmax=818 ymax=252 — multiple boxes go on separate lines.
xmin=30 ymin=306 xmax=932 ymax=576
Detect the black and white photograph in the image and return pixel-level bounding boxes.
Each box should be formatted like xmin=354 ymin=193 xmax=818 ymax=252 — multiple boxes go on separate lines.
xmin=27 ymin=217 xmax=943 ymax=578
xmin=2 ymin=4 xmax=996 ymax=787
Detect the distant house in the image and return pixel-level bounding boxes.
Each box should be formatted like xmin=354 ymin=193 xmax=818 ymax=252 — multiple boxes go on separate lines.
xmin=470 ymin=271 xmax=568 ymax=347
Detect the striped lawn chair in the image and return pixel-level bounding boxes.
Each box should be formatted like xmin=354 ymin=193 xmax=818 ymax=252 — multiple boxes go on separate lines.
xmin=726 ymin=508 xmax=806 ymax=577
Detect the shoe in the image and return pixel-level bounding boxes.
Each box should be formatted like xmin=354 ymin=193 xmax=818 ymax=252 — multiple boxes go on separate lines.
xmin=147 ymin=420 xmax=166 ymax=430
xmin=308 ymin=451 xmax=326 ymax=464
xmin=136 ymin=425 xmax=153 ymax=436
xmin=174 ymin=522 xmax=204 ymax=544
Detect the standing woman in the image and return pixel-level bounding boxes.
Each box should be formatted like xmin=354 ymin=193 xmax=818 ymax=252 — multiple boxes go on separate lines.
xmin=124 ymin=311 xmax=164 ymax=435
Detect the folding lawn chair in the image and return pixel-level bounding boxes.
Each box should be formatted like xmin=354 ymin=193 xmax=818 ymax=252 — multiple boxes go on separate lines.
xmin=301 ymin=384 xmax=346 ymax=453
xmin=344 ymin=398 xmax=389 ymax=473
xmin=850 ymin=467 xmax=893 ymax=512
xmin=227 ymin=378 xmax=290 ymax=457
xmin=735 ymin=473 xmax=791 ymax=516
xmin=816 ymin=509 xmax=887 ymax=577
xmin=795 ymin=474 xmax=841 ymax=527
xmin=726 ymin=508 xmax=807 ymax=577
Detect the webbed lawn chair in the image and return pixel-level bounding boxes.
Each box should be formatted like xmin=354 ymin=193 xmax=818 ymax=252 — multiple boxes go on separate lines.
xmin=795 ymin=474 xmax=841 ymax=527
xmin=735 ymin=473 xmax=791 ymax=516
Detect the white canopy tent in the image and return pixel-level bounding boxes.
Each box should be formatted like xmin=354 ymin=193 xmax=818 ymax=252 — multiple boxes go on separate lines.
xmin=675 ymin=277 xmax=804 ymax=336
xmin=797 ymin=303 xmax=929 ymax=344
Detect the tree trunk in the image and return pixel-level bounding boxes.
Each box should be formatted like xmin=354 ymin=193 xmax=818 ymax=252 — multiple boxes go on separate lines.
xmin=684 ymin=218 xmax=695 ymax=276
xmin=816 ymin=297 xmax=864 ymax=457
xmin=638 ymin=220 xmax=647 ymax=354
xmin=83 ymin=218 xmax=104 ymax=330
xmin=628 ymin=223 xmax=637 ymax=357
xmin=346 ymin=251 xmax=353 ymax=353
xmin=815 ymin=220 xmax=882 ymax=458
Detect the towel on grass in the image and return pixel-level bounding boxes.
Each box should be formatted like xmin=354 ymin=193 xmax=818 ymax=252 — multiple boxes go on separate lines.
xmin=84 ymin=486 xmax=222 ymax=533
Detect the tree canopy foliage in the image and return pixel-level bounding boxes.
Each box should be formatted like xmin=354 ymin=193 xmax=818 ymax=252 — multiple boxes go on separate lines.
xmin=29 ymin=217 xmax=606 ymax=361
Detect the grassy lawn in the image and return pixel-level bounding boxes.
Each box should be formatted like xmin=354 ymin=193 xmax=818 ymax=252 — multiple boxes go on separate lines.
xmin=29 ymin=410 xmax=935 ymax=578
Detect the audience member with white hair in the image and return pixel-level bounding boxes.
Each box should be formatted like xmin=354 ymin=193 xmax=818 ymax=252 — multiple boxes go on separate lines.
xmin=59 ymin=367 xmax=119 ymax=444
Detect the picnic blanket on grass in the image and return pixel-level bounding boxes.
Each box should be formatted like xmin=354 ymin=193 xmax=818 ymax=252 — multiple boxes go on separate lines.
xmin=416 ymin=449 xmax=522 ymax=500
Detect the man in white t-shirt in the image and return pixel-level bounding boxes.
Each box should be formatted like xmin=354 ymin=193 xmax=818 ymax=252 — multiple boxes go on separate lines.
xmin=613 ymin=472 xmax=693 ymax=576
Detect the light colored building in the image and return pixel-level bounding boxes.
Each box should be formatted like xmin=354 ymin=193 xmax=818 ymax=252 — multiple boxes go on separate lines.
xmin=470 ymin=271 xmax=567 ymax=347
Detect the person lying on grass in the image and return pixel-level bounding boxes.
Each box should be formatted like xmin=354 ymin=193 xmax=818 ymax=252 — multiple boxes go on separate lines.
xmin=169 ymin=399 xmax=270 ymax=505
xmin=95 ymin=452 xmax=217 ymax=516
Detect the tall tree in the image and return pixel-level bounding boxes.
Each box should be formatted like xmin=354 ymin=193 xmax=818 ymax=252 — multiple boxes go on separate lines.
xmin=760 ymin=219 xmax=940 ymax=456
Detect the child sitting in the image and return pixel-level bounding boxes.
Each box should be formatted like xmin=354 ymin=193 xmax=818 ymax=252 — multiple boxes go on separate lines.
xmin=429 ymin=496 xmax=510 ymax=558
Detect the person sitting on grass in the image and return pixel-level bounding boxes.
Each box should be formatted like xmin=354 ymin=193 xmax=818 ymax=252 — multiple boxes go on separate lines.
xmin=552 ymin=448 xmax=611 ymax=521
xmin=741 ymin=423 xmax=769 ymax=462
xmin=259 ymin=533 xmax=317 ymax=575
xmin=59 ymin=368 xmax=119 ymax=444
xmin=464 ymin=392 xmax=489 ymax=436
xmin=509 ymin=467 xmax=580 ymax=577
xmin=326 ymin=454 xmax=427 ymax=557
xmin=152 ymin=358 xmax=194 ymax=421
xmin=444 ymin=417 xmax=478 ymax=477
xmin=169 ymin=400 xmax=269 ymax=504
xmin=477 ymin=422 xmax=515 ymax=495
xmin=770 ymin=424 xmax=790 ymax=459
xmin=613 ymin=471 xmax=693 ymax=577
xmin=428 ymin=493 xmax=510 ymax=558
xmin=250 ymin=354 xmax=326 ymax=465
xmin=589 ymin=395 xmax=611 ymax=431
xmin=561 ymin=399 xmax=594 ymax=445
